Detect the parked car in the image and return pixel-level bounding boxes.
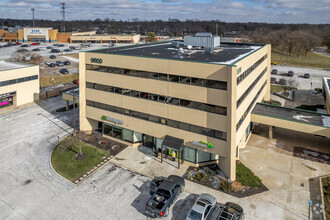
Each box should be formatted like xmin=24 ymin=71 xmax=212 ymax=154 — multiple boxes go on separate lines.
xmin=44 ymin=61 xmax=51 ymax=65
xmin=304 ymin=73 xmax=310 ymax=78
xmin=149 ymin=176 xmax=166 ymax=195
xmin=46 ymin=46 xmax=53 ymax=49
xmin=49 ymin=55 xmax=56 ymax=59
xmin=72 ymin=79 xmax=79 ymax=85
xmin=58 ymin=44 xmax=65 ymax=47
xmin=32 ymin=48 xmax=40 ymax=51
xmin=59 ymin=68 xmax=69 ymax=74
xmin=270 ymin=77 xmax=276 ymax=84
xmin=56 ymin=61 xmax=64 ymax=67
xmin=145 ymin=175 xmax=185 ymax=218
xmin=186 ymin=193 xmax=217 ymax=220
xmin=63 ymin=48 xmax=72 ymax=52
xmin=51 ymin=49 xmax=61 ymax=53
xmin=48 ymin=62 xmax=55 ymax=67
xmin=20 ymin=44 xmax=29 ymax=47
xmin=31 ymin=42 xmax=40 ymax=46
xmin=271 ymin=69 xmax=278 ymax=75
xmin=0 ymin=45 xmax=3 ymax=48
xmin=271 ymin=61 xmax=278 ymax=65
xmin=16 ymin=42 xmax=21 ymax=45
xmin=217 ymin=202 xmax=244 ymax=220
xmin=63 ymin=60 xmax=71 ymax=65
xmin=287 ymin=70 xmax=294 ymax=76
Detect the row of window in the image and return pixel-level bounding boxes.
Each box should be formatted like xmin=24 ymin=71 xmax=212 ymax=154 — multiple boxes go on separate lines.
xmin=237 ymin=68 xmax=267 ymax=108
xmin=86 ymin=64 xmax=227 ymax=90
xmin=86 ymin=100 xmax=227 ymax=141
xmin=86 ymin=82 xmax=227 ymax=115
xmin=0 ymin=75 xmax=38 ymax=87
xmin=237 ymin=55 xmax=267 ymax=85
xmin=236 ymin=81 xmax=266 ymax=130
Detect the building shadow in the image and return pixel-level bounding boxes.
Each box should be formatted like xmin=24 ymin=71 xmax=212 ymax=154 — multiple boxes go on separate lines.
xmin=36 ymin=96 xmax=79 ymax=131
xmin=171 ymin=194 xmax=198 ymax=220
xmin=130 ymin=182 xmax=152 ymax=216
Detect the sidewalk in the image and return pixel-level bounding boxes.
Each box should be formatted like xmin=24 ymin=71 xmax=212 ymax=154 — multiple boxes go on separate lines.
xmin=110 ymin=139 xmax=330 ymax=220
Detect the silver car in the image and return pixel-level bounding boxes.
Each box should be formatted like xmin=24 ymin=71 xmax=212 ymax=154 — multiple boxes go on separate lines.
xmin=186 ymin=193 xmax=217 ymax=220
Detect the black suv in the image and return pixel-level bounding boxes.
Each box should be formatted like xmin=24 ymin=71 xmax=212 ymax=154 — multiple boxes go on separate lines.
xmin=287 ymin=70 xmax=294 ymax=76
xmin=271 ymin=69 xmax=278 ymax=75
xmin=49 ymin=55 xmax=56 ymax=59
xmin=217 ymin=202 xmax=244 ymax=220
xmin=63 ymin=61 xmax=70 ymax=65
xmin=59 ymin=68 xmax=69 ymax=74
xmin=51 ymin=49 xmax=61 ymax=53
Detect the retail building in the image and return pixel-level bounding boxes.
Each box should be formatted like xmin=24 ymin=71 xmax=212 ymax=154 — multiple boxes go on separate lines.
xmin=0 ymin=61 xmax=39 ymax=108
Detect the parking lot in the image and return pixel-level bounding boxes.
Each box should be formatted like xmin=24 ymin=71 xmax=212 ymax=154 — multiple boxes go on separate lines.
xmin=270 ymin=65 xmax=330 ymax=90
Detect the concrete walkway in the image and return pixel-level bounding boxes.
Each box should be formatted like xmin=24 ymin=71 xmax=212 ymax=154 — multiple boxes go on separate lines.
xmin=111 ymin=137 xmax=330 ymax=220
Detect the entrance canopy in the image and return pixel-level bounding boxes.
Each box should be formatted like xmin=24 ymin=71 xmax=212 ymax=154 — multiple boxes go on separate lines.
xmin=161 ymin=135 xmax=184 ymax=168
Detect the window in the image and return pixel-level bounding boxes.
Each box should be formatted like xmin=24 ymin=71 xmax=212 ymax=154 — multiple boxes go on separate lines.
xmin=94 ymin=84 xmax=107 ymax=91
xmin=86 ymin=100 xmax=95 ymax=106
xmin=131 ymin=91 xmax=140 ymax=98
xmin=179 ymin=76 xmax=190 ymax=84
xmin=179 ymin=122 xmax=190 ymax=131
xmin=149 ymin=115 xmax=159 ymax=123
xmin=197 ymin=150 xmax=211 ymax=163
xmin=183 ymin=146 xmax=196 ymax=163
xmin=31 ymin=75 xmax=38 ymax=80
xmin=180 ymin=99 xmax=190 ymax=107
xmin=139 ymin=113 xmax=149 ymax=120
xmin=140 ymin=92 xmax=148 ymax=99
xmin=159 ymin=73 xmax=167 ymax=81
xmin=17 ymin=78 xmax=25 ymax=83
xmin=190 ymin=125 xmax=203 ymax=135
xmin=86 ymin=64 xmax=99 ymax=70
xmin=168 ymin=119 xmax=179 ymax=128
xmin=86 ymin=82 xmax=94 ymax=88
xmin=24 ymin=76 xmax=32 ymax=81
xmin=9 ymin=79 xmax=16 ymax=85
xmin=169 ymin=75 xmax=179 ymax=82
xmin=191 ymin=78 xmax=203 ymax=86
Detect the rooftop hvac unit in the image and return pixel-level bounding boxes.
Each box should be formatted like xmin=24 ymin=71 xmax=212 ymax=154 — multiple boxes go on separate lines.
xmin=184 ymin=33 xmax=220 ymax=48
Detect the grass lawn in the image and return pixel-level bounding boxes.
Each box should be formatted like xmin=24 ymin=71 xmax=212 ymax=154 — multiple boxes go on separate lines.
xmin=236 ymin=162 xmax=262 ymax=187
xmin=40 ymin=73 xmax=78 ymax=87
xmin=270 ymin=84 xmax=296 ymax=93
xmin=51 ymin=137 xmax=109 ymax=181
xmin=64 ymin=53 xmax=79 ymax=59
xmin=321 ymin=176 xmax=330 ymax=219
xmin=272 ymin=51 xmax=330 ymax=69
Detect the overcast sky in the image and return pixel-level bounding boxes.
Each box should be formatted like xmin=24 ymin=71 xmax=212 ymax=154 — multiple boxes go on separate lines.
xmin=0 ymin=0 xmax=329 ymax=24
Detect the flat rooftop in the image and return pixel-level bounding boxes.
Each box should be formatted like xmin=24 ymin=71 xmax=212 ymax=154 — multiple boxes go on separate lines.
xmin=252 ymin=103 xmax=330 ymax=128
xmin=0 ymin=60 xmax=32 ymax=71
xmin=87 ymin=41 xmax=264 ymax=65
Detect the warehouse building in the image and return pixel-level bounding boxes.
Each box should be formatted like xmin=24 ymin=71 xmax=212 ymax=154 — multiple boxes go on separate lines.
xmin=1 ymin=27 xmax=57 ymax=42
xmin=79 ymin=35 xmax=271 ymax=180
xmin=0 ymin=61 xmax=39 ymax=108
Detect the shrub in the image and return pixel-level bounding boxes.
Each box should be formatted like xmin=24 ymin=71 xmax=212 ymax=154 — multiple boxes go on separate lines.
xmin=322 ymin=177 xmax=330 ymax=219
xmin=203 ymin=166 xmax=216 ymax=175
xmin=195 ymin=172 xmax=206 ymax=182
xmin=236 ymin=163 xmax=262 ymax=187
xmin=219 ymin=180 xmax=232 ymax=192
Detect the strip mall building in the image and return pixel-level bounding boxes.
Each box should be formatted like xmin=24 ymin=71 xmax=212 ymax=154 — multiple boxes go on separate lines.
xmin=0 ymin=27 xmax=140 ymax=44
xmin=79 ymin=34 xmax=271 ymax=180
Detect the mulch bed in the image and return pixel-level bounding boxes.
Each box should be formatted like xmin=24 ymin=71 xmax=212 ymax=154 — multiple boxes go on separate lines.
xmin=183 ymin=165 xmax=268 ymax=198
xmin=74 ymin=131 xmax=128 ymax=156
xmin=294 ymin=147 xmax=330 ymax=165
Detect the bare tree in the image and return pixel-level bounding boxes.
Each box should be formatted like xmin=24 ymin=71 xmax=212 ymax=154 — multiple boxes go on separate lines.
xmin=10 ymin=50 xmax=43 ymax=65
xmin=279 ymin=78 xmax=296 ymax=95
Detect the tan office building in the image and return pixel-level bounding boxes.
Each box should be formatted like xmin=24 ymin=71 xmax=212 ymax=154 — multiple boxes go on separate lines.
xmin=0 ymin=61 xmax=39 ymax=108
xmin=79 ymin=40 xmax=271 ymax=180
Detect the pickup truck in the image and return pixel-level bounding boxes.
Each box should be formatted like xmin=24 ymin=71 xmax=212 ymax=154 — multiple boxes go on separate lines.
xmin=145 ymin=175 xmax=185 ymax=218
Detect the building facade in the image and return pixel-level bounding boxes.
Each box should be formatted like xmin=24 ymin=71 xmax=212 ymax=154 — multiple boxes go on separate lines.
xmin=79 ymin=41 xmax=271 ymax=180
xmin=0 ymin=61 xmax=39 ymax=108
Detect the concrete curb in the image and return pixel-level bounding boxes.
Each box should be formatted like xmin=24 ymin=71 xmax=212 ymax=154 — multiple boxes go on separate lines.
xmin=73 ymin=156 xmax=113 ymax=186
xmin=48 ymin=134 xmax=76 ymax=187
xmin=49 ymin=136 xmax=115 ymax=186
xmin=319 ymin=175 xmax=329 ymax=220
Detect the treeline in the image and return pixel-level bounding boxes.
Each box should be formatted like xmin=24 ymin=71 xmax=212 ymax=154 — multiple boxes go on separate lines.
xmin=3 ymin=18 xmax=330 ymax=53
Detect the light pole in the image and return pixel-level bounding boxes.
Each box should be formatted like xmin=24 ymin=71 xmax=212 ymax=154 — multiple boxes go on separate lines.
xmin=31 ymin=8 xmax=35 ymax=27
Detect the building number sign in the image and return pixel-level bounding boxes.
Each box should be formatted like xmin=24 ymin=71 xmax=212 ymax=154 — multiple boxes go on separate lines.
xmin=90 ymin=58 xmax=103 ymax=64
